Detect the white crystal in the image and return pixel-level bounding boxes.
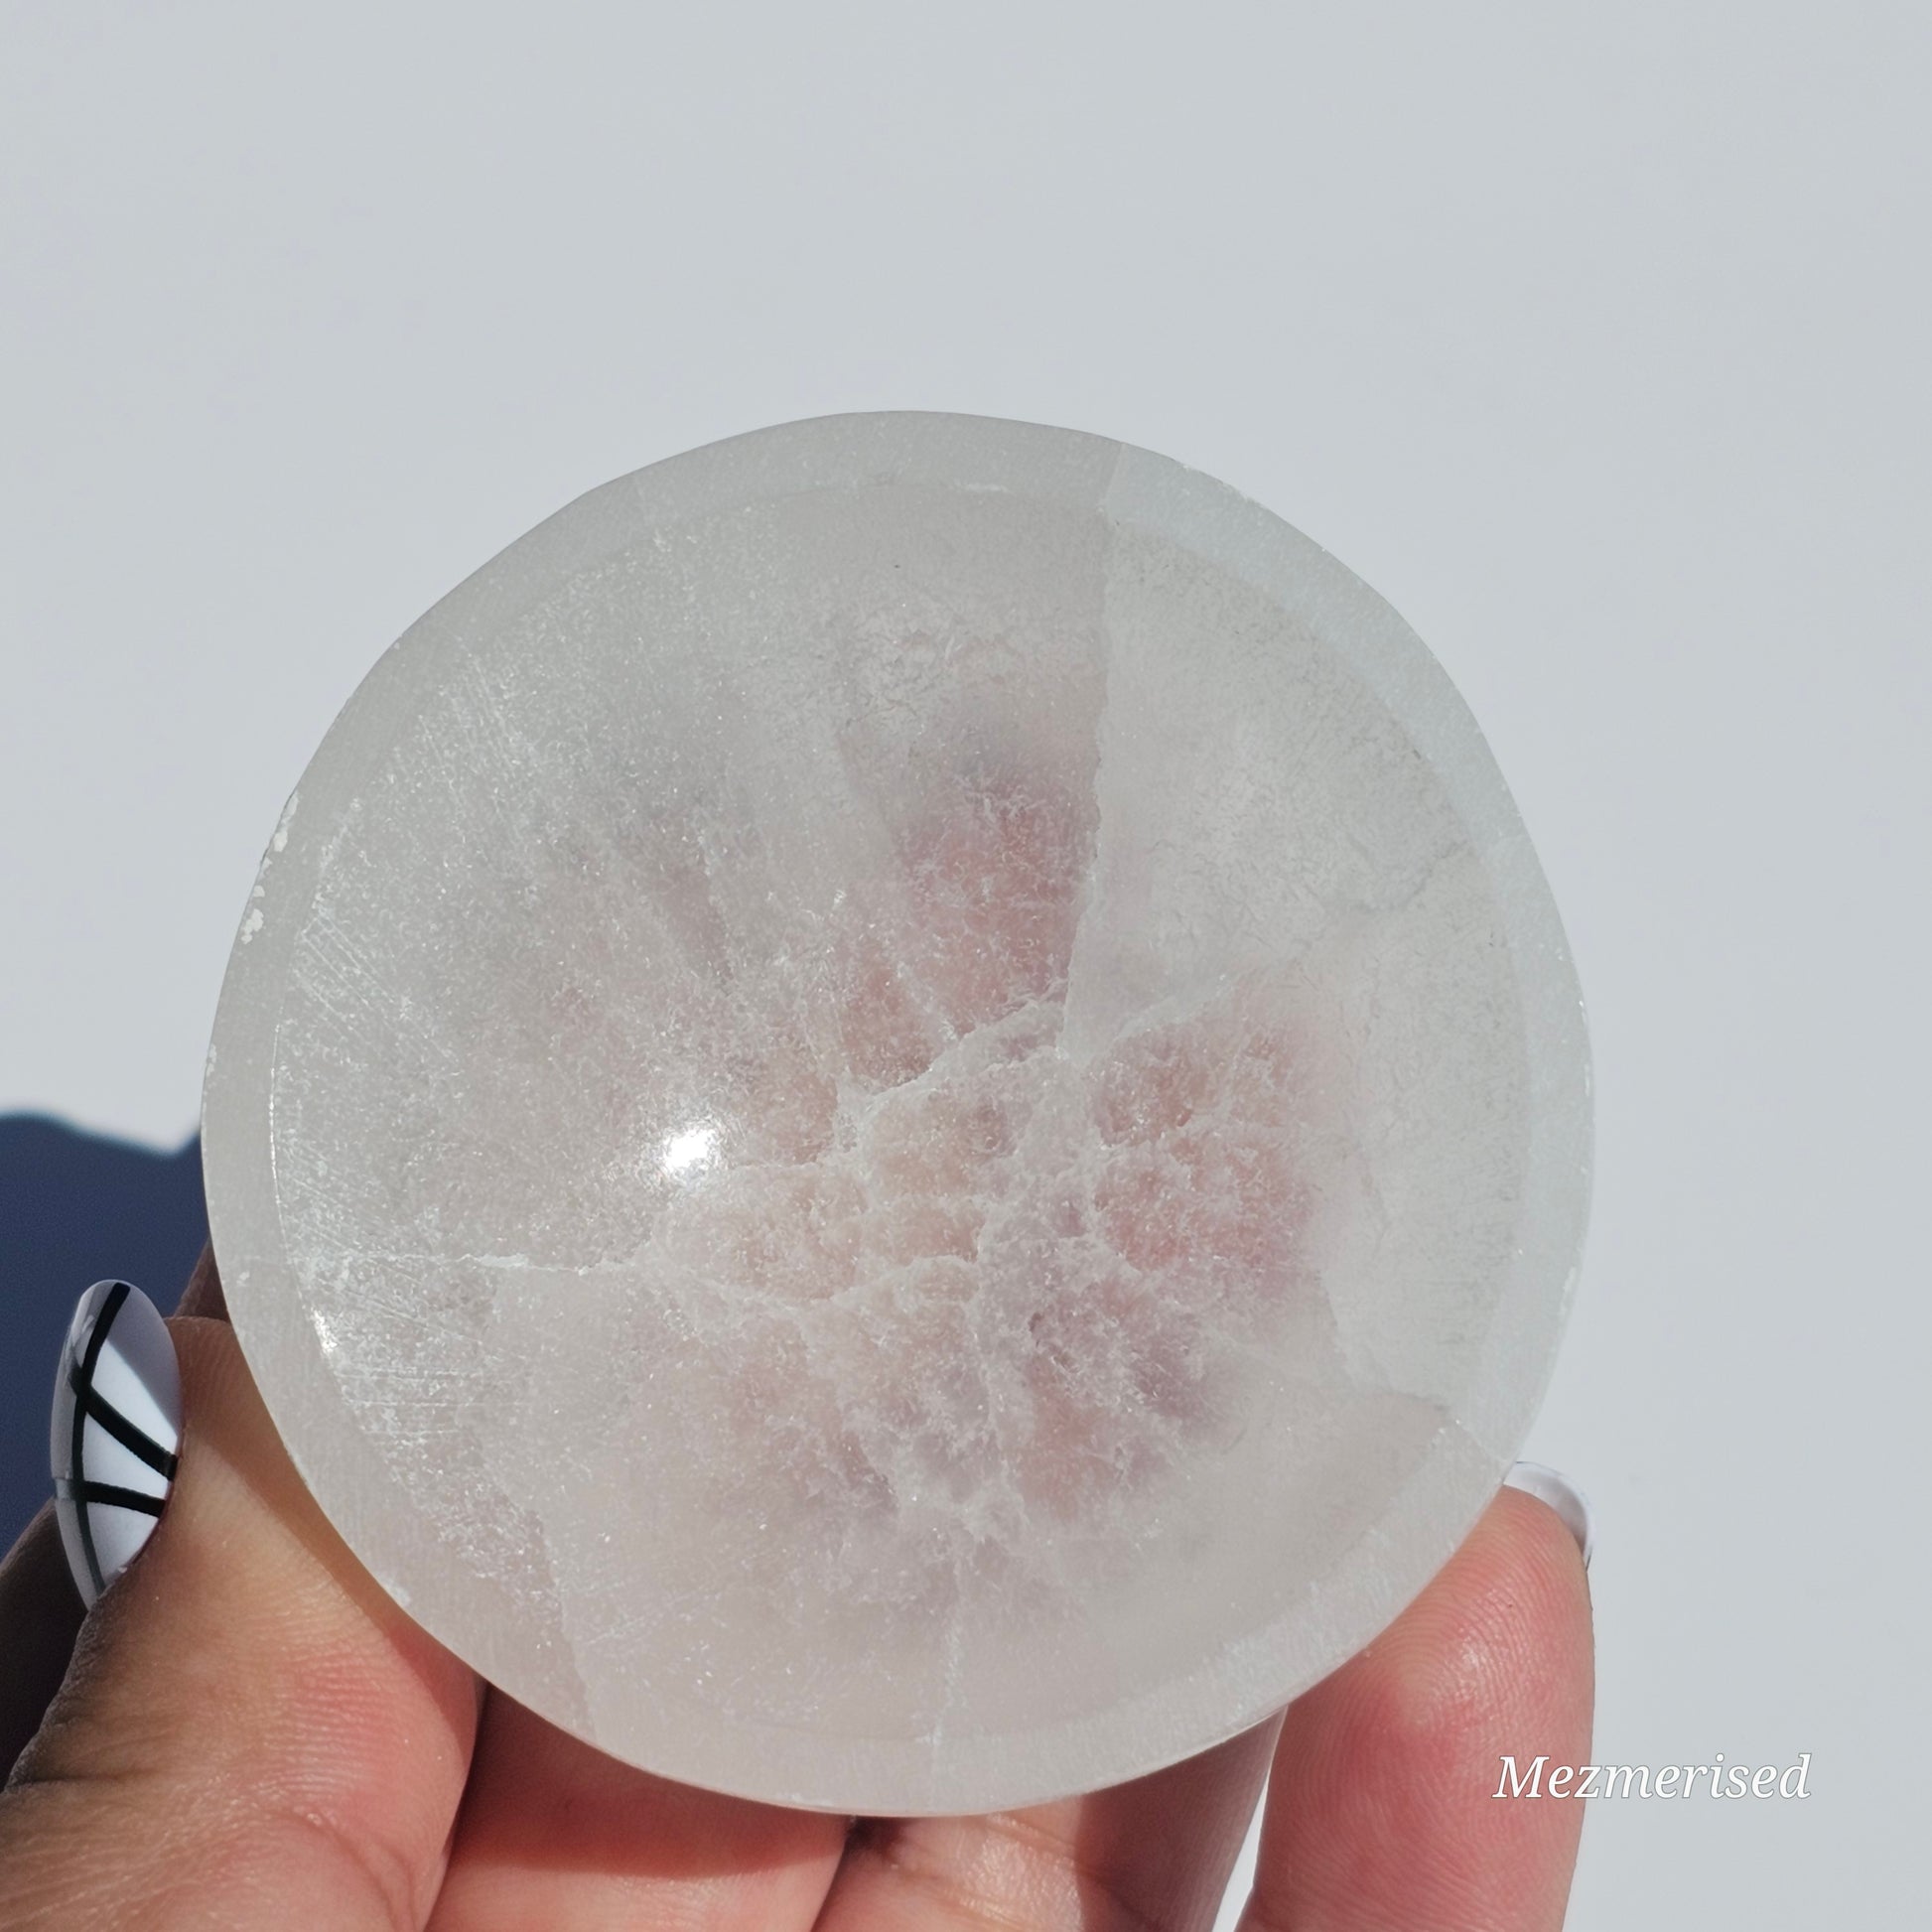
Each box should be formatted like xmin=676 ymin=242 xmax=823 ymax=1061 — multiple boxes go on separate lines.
xmin=202 ymin=412 xmax=1590 ymax=1813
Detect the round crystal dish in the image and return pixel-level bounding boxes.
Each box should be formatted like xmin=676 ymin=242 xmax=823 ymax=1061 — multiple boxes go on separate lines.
xmin=202 ymin=411 xmax=1590 ymax=1813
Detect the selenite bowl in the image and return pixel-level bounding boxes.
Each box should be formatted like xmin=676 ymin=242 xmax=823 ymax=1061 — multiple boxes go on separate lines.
xmin=202 ymin=411 xmax=1590 ymax=1813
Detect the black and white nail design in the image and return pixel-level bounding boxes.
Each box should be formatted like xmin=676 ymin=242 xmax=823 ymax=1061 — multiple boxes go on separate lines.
xmin=50 ymin=1281 xmax=181 ymax=1607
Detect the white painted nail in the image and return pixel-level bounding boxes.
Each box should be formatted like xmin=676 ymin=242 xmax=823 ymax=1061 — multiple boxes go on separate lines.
xmin=50 ymin=1281 xmax=181 ymax=1607
xmin=1504 ymin=1460 xmax=1594 ymax=1570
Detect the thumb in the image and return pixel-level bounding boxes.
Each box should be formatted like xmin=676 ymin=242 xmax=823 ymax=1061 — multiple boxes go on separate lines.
xmin=0 ymin=1265 xmax=480 ymax=1930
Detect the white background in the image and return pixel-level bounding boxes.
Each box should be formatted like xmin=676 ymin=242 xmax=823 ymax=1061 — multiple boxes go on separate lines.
xmin=3 ymin=4 xmax=1926 ymax=1922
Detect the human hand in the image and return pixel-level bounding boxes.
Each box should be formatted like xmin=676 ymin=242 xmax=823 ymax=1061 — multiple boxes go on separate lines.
xmin=0 ymin=1250 xmax=1592 ymax=1930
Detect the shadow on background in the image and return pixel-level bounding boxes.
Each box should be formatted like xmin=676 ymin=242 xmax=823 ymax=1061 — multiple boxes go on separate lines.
xmin=0 ymin=1114 xmax=207 ymax=1555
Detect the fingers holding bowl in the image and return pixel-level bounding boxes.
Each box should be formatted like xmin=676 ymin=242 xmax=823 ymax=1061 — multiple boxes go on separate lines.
xmin=0 ymin=1255 xmax=483 ymax=1930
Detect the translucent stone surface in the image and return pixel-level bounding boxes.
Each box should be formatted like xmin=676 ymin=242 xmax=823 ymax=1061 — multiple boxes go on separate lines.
xmin=202 ymin=412 xmax=1589 ymax=1813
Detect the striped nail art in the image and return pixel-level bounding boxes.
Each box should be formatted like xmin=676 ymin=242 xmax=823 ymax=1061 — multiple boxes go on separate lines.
xmin=50 ymin=1280 xmax=182 ymax=1607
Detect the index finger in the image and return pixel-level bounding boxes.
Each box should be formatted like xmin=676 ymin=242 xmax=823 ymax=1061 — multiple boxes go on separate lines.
xmin=1238 ymin=1485 xmax=1594 ymax=1930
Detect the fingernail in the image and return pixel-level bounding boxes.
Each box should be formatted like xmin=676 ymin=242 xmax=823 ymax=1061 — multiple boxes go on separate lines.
xmin=50 ymin=1281 xmax=182 ymax=1608
xmin=1504 ymin=1460 xmax=1594 ymax=1570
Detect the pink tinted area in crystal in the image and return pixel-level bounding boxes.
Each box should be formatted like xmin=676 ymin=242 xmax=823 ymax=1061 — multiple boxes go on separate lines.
xmin=648 ymin=763 xmax=1337 ymax=1538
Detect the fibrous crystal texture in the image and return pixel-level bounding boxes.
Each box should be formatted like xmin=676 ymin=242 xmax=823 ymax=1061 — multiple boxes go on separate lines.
xmin=203 ymin=413 xmax=1590 ymax=1813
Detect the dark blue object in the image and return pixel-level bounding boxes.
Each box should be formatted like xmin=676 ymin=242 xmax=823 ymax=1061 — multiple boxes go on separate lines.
xmin=0 ymin=1116 xmax=207 ymax=1556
